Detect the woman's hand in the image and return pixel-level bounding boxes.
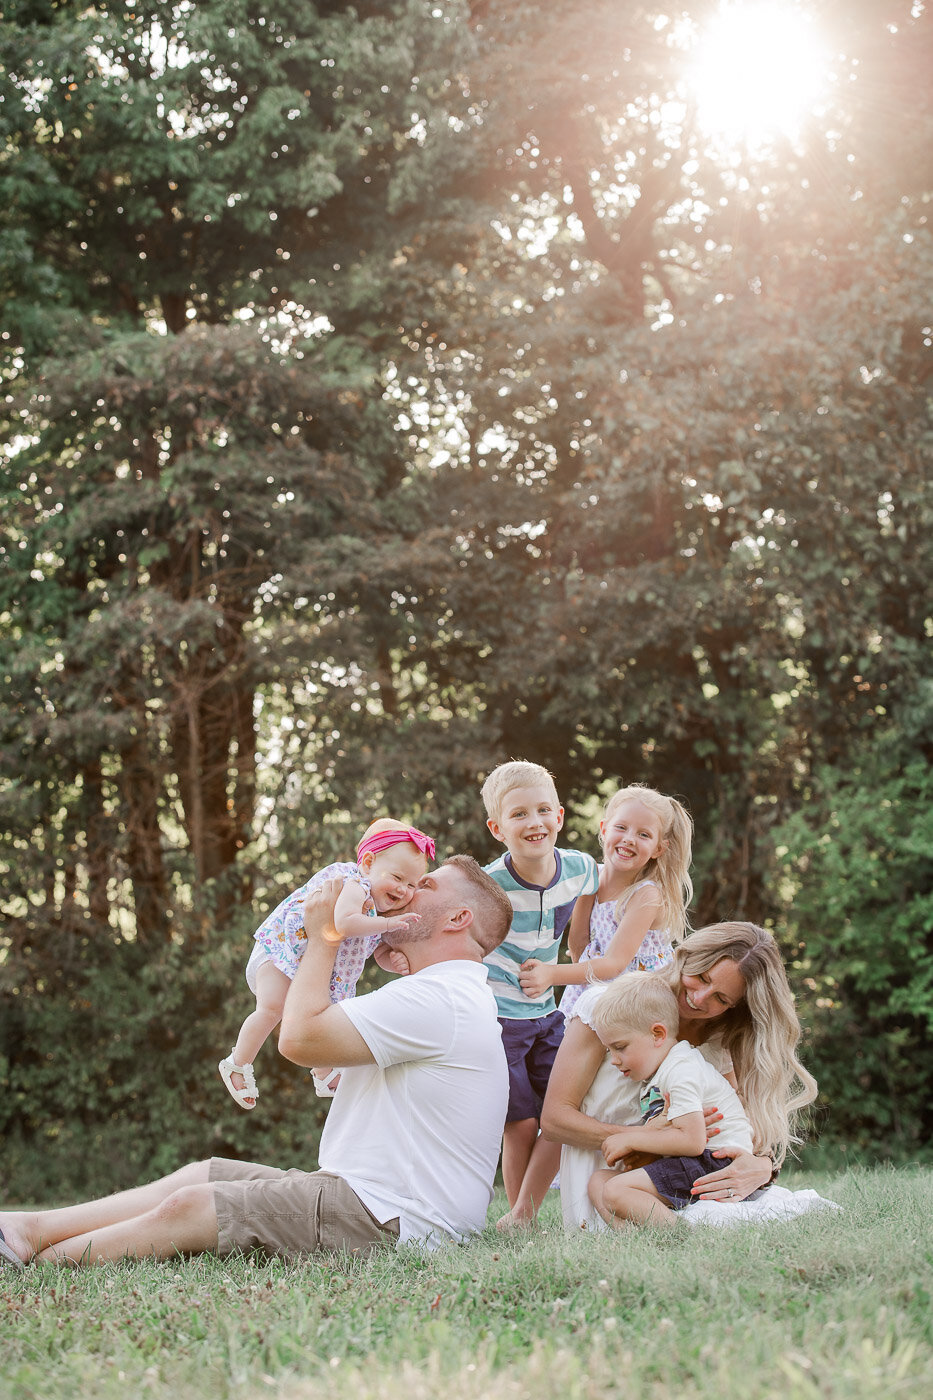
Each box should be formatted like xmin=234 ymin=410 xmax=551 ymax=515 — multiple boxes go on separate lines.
xmin=689 ymin=1148 xmax=772 ymax=1202
xmin=518 ymin=959 xmax=554 ymax=998
xmin=703 ymin=1104 xmax=723 ymax=1139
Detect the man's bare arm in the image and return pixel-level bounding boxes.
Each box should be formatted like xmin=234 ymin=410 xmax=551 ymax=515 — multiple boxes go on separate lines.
xmin=277 ymin=881 xmax=376 ymax=1069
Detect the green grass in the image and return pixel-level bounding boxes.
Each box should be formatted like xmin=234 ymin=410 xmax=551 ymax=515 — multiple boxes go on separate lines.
xmin=4 ymin=1168 xmax=932 ymax=1400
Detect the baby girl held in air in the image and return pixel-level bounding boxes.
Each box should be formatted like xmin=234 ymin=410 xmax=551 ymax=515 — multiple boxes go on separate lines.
xmin=219 ymin=818 xmax=435 ymax=1106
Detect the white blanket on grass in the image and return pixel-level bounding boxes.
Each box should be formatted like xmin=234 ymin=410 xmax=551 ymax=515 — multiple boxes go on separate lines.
xmin=679 ymin=1184 xmax=841 ymax=1227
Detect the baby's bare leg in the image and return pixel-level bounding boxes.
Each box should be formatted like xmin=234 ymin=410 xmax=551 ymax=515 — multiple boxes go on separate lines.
xmin=227 ymin=963 xmax=290 ymax=1104
xmin=234 ymin=963 xmax=290 ymax=1065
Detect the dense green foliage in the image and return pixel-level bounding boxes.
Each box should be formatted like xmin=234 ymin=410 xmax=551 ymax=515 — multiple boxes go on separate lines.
xmin=775 ymin=684 xmax=933 ymax=1154
xmin=5 ymin=1171 xmax=933 ymax=1400
xmin=1 ymin=1 xmax=931 ymax=1194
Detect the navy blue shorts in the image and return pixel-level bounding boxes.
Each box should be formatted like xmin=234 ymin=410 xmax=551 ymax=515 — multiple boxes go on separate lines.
xmin=641 ymin=1151 xmax=768 ymax=1210
xmin=499 ymin=1009 xmax=566 ymax=1122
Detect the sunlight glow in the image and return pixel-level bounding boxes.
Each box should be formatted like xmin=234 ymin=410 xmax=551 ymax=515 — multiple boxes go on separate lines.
xmin=688 ymin=2 xmax=828 ymax=147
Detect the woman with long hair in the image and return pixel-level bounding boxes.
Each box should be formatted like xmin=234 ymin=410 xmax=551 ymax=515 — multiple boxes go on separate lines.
xmin=541 ymin=922 xmax=818 ymax=1231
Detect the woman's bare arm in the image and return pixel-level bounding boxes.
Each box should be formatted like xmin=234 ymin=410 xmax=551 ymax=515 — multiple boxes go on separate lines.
xmin=539 ymin=1017 xmax=624 ymax=1150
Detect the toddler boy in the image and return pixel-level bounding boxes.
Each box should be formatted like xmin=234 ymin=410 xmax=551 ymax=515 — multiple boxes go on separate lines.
xmin=482 ymin=760 xmax=599 ymax=1227
xmin=587 ymin=972 xmax=759 ymax=1227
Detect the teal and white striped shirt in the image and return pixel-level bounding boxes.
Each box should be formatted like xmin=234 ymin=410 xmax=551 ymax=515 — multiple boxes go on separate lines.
xmin=483 ymin=849 xmax=599 ymax=1020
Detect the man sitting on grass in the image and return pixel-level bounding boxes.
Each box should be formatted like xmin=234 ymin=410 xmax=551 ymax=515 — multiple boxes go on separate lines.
xmin=0 ymin=857 xmax=511 ymax=1268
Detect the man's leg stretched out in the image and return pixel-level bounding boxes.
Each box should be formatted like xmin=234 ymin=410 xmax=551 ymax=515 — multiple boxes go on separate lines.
xmin=0 ymin=1159 xmax=398 ymax=1266
xmin=0 ymin=1160 xmax=217 ymax=1264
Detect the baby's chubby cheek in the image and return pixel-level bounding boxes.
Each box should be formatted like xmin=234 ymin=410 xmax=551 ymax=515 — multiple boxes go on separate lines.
xmin=375 ymin=889 xmax=413 ymax=913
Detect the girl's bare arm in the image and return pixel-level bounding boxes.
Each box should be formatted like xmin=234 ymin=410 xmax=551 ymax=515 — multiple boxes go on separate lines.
xmin=567 ymin=892 xmax=596 ymax=961
xmin=520 ymin=887 xmax=663 ymax=995
xmin=585 ymin=886 xmax=663 ymax=980
xmin=332 ymin=880 xmax=419 ymax=941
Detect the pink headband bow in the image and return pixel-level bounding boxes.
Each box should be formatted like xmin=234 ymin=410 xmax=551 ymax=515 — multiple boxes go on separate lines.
xmin=356 ymin=827 xmax=436 ymax=863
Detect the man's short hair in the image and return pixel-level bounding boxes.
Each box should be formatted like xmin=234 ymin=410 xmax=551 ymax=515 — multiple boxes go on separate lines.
xmin=480 ymin=760 xmax=560 ymax=824
xmin=590 ymin=972 xmax=679 ymax=1041
xmin=443 ymin=855 xmax=513 ymax=956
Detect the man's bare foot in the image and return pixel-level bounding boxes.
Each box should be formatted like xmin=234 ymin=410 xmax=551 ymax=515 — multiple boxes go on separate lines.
xmin=495 ymin=1205 xmax=538 ymax=1232
xmin=0 ymin=1212 xmax=37 ymax=1265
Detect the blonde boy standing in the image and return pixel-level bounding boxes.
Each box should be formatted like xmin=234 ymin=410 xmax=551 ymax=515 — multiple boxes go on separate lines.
xmin=482 ymin=761 xmax=599 ymax=1227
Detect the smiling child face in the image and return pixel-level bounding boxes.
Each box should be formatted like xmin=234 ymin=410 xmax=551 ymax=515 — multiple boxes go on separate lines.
xmin=486 ymin=783 xmax=564 ymax=864
xmin=363 ymin=844 xmax=428 ymax=913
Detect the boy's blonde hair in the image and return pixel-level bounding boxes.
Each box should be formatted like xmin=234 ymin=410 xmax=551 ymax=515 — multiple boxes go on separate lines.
xmin=590 ymin=971 xmax=679 ymax=1041
xmin=481 ymin=760 xmax=559 ymax=824
xmin=601 ymin=784 xmax=694 ymax=942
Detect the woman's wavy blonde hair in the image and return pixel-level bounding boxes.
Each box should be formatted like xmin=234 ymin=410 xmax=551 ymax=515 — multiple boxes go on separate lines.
xmin=663 ymin=922 xmax=818 ymax=1165
xmin=601 ymin=785 xmax=693 ymax=942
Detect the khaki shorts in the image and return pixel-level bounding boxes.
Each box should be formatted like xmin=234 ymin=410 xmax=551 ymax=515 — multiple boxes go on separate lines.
xmin=209 ymin=1157 xmax=400 ymax=1259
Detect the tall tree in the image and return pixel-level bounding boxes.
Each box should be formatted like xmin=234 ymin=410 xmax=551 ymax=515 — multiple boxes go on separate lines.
xmin=2 ymin=1 xmax=931 ymax=1192
xmin=0 ymin=1 xmax=472 ymax=945
xmin=377 ymin=0 xmax=933 ymax=917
